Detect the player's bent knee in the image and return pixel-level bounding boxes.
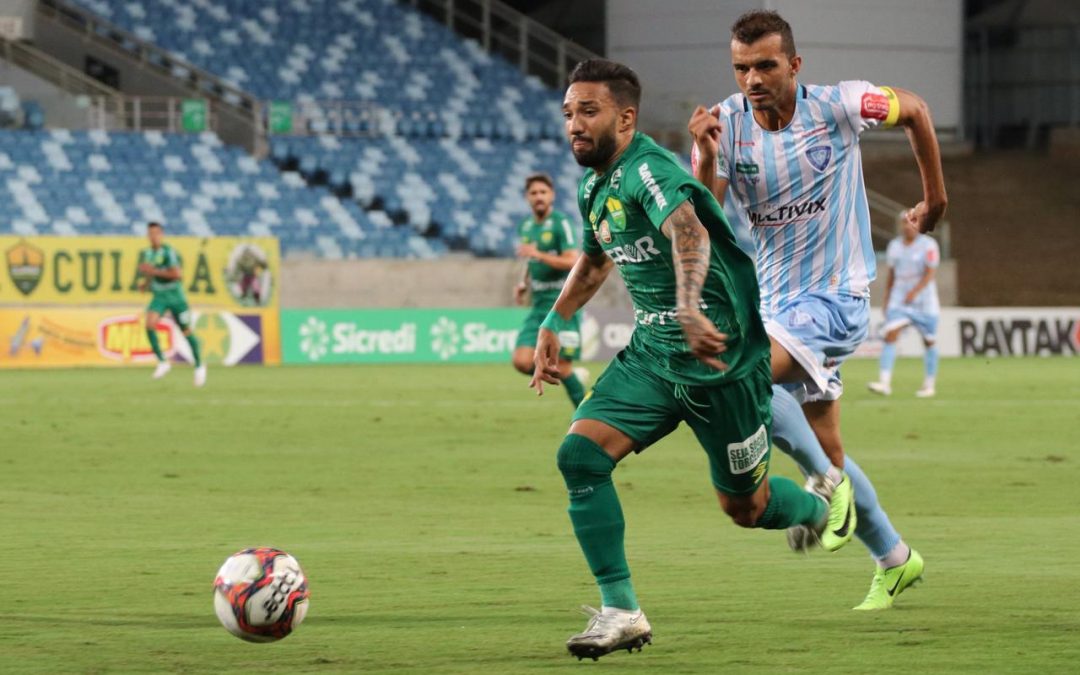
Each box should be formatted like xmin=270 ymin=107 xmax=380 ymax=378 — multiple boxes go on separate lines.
xmin=718 ymin=491 xmax=766 ymax=529
xmin=556 ymin=433 xmax=616 ymax=482
xmin=511 ymin=349 xmax=534 ymax=374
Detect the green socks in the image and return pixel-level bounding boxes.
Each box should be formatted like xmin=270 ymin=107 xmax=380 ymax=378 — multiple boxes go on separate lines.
xmin=185 ymin=333 xmax=202 ymax=367
xmin=556 ymin=434 xmax=639 ymax=611
xmin=146 ymin=328 xmax=164 ymax=362
xmin=755 ymin=476 xmax=828 ymax=530
xmin=562 ymin=371 xmax=586 ymax=407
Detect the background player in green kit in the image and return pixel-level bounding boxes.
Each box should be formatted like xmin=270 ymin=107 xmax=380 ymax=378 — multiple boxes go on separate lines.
xmin=511 ymin=173 xmax=587 ymax=407
xmin=138 ymin=221 xmax=206 ymax=387
xmin=530 ymin=59 xmax=849 ymax=661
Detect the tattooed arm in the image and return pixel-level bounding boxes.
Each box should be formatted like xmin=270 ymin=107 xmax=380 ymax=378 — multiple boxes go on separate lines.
xmin=662 ymin=200 xmax=728 ymax=371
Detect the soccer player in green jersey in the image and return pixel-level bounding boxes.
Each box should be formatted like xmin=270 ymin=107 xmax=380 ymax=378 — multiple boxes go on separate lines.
xmin=511 ymin=173 xmax=587 ymax=407
xmin=531 ymin=59 xmax=849 ymax=661
xmin=138 ymin=222 xmax=206 ymax=387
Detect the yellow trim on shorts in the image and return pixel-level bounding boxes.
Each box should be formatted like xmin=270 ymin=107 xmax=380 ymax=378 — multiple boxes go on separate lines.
xmin=880 ymin=86 xmax=901 ymax=127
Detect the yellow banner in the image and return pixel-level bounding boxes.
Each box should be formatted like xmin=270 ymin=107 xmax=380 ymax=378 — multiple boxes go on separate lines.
xmin=1 ymin=235 xmax=280 ymax=308
xmin=0 ymin=307 xmax=280 ymax=368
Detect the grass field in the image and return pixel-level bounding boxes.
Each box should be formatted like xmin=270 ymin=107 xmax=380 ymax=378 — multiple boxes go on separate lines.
xmin=4 ymin=358 xmax=1080 ymax=673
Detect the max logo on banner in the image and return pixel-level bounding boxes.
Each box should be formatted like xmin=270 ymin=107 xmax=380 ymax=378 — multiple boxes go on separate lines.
xmin=6 ymin=240 xmax=44 ymax=296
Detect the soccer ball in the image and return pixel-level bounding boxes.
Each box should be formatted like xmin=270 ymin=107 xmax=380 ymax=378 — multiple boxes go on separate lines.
xmin=213 ymin=547 xmax=310 ymax=642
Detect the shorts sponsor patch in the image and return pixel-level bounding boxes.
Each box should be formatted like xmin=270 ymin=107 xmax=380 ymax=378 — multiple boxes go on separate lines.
xmin=728 ymin=424 xmax=768 ymax=475
xmin=558 ymin=330 xmax=581 ymax=348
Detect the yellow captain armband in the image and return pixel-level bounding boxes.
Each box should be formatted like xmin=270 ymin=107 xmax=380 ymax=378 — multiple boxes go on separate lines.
xmin=880 ymin=86 xmax=901 ymax=128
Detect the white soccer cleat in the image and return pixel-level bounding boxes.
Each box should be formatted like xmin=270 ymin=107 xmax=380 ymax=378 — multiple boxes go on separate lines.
xmin=194 ymin=365 xmax=207 ymax=387
xmin=152 ymin=361 xmax=172 ymax=380
xmin=566 ymin=606 xmax=652 ymax=661
xmin=915 ymin=385 xmax=935 ymax=398
xmin=573 ymin=366 xmax=590 ymax=387
xmin=867 ymin=381 xmax=891 ymax=396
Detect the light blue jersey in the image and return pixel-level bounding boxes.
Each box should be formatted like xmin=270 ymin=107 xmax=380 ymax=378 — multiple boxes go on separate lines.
xmin=885 ymin=234 xmax=940 ymax=315
xmin=697 ymin=81 xmax=899 ymax=321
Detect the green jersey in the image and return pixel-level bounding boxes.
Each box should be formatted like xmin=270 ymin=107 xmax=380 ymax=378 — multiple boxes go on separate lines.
xmin=578 ymin=132 xmax=768 ymax=385
xmin=139 ymin=244 xmax=184 ymax=296
xmin=518 ymin=209 xmax=578 ymax=306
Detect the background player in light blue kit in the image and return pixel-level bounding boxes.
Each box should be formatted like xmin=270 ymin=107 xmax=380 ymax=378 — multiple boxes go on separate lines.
xmin=690 ymin=10 xmax=948 ymax=609
xmin=869 ymin=213 xmax=942 ymax=398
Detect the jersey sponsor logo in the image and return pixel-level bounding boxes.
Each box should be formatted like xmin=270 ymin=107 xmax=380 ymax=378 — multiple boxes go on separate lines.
xmin=605 ymin=197 xmax=627 ymax=229
xmin=746 ymin=197 xmax=827 ymax=226
xmin=727 ymin=424 xmax=768 ymax=475
xmin=634 ymin=300 xmax=707 ymax=327
xmin=860 ymin=92 xmax=890 ymax=120
xmin=959 ymin=318 xmax=1079 ymax=356
xmin=805 ymin=145 xmax=832 ymax=172
xmin=610 ymin=166 xmax=623 ymax=190
xmin=541 ymin=231 xmax=554 ymax=244
xmin=6 ymin=239 xmax=44 ymax=296
xmin=604 ymin=236 xmax=661 ymax=265
xmin=637 ymin=163 xmax=668 ymax=211
xmin=583 ymin=175 xmax=598 ymax=200
xmin=736 ymin=161 xmax=760 ymax=186
xmin=599 ymin=219 xmax=613 ymax=244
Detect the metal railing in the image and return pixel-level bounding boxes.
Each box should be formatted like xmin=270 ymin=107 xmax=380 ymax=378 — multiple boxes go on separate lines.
xmin=410 ymin=0 xmax=598 ymax=88
xmin=36 ymin=0 xmax=257 ymax=113
xmin=0 ymin=32 xmax=120 ymax=103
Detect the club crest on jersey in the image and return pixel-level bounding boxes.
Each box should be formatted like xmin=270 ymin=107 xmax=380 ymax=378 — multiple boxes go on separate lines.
xmin=541 ymin=231 xmax=554 ymax=244
xmin=599 ymin=219 xmax=613 ymax=244
xmin=605 ymin=197 xmax=627 ymax=230
xmin=806 ymin=145 xmax=831 ymax=173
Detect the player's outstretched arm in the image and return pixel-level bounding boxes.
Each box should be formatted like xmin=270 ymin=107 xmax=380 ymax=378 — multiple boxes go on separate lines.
xmin=530 ymin=251 xmax=613 ymax=394
xmin=663 ymin=201 xmax=728 ymax=371
xmin=891 ymin=87 xmax=948 ymax=233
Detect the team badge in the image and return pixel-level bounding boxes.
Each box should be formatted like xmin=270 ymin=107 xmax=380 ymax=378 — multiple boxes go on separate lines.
xmin=605 ymin=197 xmax=627 ymax=230
xmin=6 ymin=240 xmax=44 ymax=296
xmin=806 ymin=145 xmax=832 ymax=173
xmin=599 ymin=219 xmax=612 ymax=244
xmin=541 ymin=231 xmax=554 ymax=244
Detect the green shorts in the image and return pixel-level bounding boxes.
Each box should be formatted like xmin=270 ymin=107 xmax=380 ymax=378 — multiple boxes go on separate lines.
xmin=515 ymin=304 xmax=581 ymax=361
xmin=573 ymin=350 xmax=773 ymax=495
xmin=147 ymin=288 xmax=192 ymax=331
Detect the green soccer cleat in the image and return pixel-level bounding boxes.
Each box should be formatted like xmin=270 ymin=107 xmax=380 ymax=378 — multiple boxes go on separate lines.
xmin=853 ymin=549 xmax=925 ymax=610
xmin=810 ymin=472 xmax=856 ymax=552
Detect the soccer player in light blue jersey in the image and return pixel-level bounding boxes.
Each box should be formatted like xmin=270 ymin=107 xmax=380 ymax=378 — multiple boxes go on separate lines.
xmin=690 ymin=10 xmax=948 ymax=609
xmin=869 ymin=213 xmax=942 ymax=398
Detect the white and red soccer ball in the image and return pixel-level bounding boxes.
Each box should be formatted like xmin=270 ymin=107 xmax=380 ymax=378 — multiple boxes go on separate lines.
xmin=213 ymin=547 xmax=310 ymax=642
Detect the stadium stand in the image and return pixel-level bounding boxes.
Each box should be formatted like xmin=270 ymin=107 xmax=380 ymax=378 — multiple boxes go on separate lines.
xmin=0 ymin=128 xmax=441 ymax=258
xmin=66 ymin=0 xmax=565 ymax=140
xmin=5 ymin=0 xmax=589 ymax=258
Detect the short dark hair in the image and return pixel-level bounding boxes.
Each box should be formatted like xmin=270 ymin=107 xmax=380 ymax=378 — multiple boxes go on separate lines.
xmin=147 ymin=221 xmax=163 ymax=230
xmin=524 ymin=173 xmax=554 ymax=191
xmin=567 ymin=58 xmax=642 ymax=110
xmin=731 ymin=10 xmax=796 ymax=59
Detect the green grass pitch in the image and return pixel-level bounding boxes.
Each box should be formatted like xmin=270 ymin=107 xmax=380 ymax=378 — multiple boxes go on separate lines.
xmin=4 ymin=358 xmax=1079 ymax=673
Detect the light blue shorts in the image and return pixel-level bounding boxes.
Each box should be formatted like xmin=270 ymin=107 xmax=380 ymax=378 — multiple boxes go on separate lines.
xmin=764 ymin=292 xmax=869 ymax=403
xmin=884 ymin=306 xmax=939 ymax=342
